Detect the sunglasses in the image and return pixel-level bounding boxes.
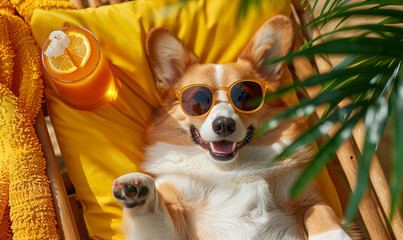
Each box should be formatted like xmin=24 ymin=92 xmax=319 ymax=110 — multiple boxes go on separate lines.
xmin=175 ymin=79 xmax=269 ymax=117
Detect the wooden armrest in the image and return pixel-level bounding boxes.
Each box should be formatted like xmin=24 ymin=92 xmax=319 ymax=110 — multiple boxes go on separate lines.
xmin=35 ymin=109 xmax=81 ymax=240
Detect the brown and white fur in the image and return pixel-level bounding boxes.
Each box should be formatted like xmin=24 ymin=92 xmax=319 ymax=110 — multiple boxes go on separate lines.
xmin=112 ymin=15 xmax=351 ymax=240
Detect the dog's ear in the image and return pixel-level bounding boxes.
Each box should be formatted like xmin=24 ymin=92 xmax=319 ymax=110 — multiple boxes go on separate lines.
xmin=146 ymin=28 xmax=199 ymax=97
xmin=238 ymin=15 xmax=294 ymax=81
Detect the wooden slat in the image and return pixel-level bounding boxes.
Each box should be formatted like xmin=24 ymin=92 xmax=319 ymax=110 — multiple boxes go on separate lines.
xmin=70 ymin=0 xmax=85 ymax=9
xmin=35 ymin=110 xmax=80 ymax=240
xmin=335 ymin=137 xmax=391 ymax=239
xmin=110 ymin=0 xmax=123 ymax=4
xmin=353 ymin=122 xmax=403 ymax=240
xmin=69 ymin=195 xmax=88 ymax=239
xmin=88 ymin=0 xmax=102 ymax=8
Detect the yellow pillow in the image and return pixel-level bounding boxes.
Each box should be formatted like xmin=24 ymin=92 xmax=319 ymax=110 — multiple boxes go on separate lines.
xmin=30 ymin=1 xmax=341 ymax=239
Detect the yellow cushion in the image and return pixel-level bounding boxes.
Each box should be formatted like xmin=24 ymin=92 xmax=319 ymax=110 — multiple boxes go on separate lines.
xmin=30 ymin=1 xmax=341 ymax=239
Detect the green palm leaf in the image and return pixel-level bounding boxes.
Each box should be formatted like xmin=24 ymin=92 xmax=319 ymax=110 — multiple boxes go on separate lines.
xmin=275 ymin=102 xmax=362 ymax=161
xmin=291 ymin=109 xmax=366 ymax=198
xmin=276 ymin=38 xmax=403 ymax=61
xmin=345 ymin=97 xmax=389 ymax=222
xmin=390 ymin=67 xmax=403 ymax=218
xmin=261 ymin=0 xmax=403 ymax=223
xmin=257 ymin=82 xmax=379 ymax=135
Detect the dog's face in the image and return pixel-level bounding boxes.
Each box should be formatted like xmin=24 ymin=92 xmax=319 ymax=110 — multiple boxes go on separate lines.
xmin=146 ymin=15 xmax=297 ymax=164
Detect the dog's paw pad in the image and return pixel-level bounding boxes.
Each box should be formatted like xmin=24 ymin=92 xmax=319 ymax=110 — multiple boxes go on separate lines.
xmin=112 ymin=173 xmax=155 ymax=209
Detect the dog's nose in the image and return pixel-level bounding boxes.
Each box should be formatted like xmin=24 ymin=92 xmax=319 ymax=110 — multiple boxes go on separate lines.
xmin=212 ymin=117 xmax=236 ymax=137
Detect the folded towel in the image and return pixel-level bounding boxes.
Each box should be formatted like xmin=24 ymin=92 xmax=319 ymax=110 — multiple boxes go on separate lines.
xmin=9 ymin=0 xmax=75 ymax=22
xmin=0 ymin=0 xmax=75 ymax=238
xmin=1 ymin=86 xmax=58 ymax=239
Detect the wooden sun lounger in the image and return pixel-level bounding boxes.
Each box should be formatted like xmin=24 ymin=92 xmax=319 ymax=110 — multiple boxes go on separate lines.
xmin=33 ymin=0 xmax=403 ymax=239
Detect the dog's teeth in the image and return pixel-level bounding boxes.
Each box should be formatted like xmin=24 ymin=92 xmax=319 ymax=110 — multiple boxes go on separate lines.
xmin=232 ymin=142 xmax=236 ymax=151
xmin=210 ymin=142 xmax=215 ymax=153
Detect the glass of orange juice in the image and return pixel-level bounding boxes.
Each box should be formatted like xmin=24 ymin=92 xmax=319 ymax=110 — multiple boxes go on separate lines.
xmin=42 ymin=26 xmax=117 ymax=110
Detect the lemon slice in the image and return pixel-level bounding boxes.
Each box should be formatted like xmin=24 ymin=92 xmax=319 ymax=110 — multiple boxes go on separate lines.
xmin=48 ymin=53 xmax=77 ymax=74
xmin=67 ymin=31 xmax=91 ymax=67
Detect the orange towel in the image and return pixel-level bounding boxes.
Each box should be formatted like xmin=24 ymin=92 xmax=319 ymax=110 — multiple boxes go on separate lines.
xmin=0 ymin=0 xmax=75 ymax=238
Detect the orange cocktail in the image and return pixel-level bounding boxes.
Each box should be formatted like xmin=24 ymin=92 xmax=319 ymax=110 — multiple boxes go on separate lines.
xmin=42 ymin=26 xmax=116 ymax=110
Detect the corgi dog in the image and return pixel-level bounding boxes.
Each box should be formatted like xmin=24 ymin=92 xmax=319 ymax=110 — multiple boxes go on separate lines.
xmin=112 ymin=15 xmax=352 ymax=240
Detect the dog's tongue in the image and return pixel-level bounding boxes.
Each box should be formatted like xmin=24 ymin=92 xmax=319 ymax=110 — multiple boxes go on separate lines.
xmin=211 ymin=141 xmax=234 ymax=154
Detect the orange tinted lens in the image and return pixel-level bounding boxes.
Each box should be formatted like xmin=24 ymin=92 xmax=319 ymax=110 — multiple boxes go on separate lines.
xmin=181 ymin=86 xmax=213 ymax=116
xmin=230 ymin=81 xmax=263 ymax=111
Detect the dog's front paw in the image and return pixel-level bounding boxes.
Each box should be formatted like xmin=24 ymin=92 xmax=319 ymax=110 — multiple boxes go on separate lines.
xmin=112 ymin=173 xmax=156 ymax=214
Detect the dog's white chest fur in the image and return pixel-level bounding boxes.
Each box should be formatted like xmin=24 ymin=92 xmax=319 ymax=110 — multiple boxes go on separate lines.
xmin=155 ymin=173 xmax=302 ymax=240
xmin=138 ymin=142 xmax=305 ymax=240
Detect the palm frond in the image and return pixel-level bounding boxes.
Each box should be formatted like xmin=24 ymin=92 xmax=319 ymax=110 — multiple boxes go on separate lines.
xmin=275 ymin=102 xmax=362 ymax=161
xmin=258 ymin=0 xmax=403 ymax=223
xmin=304 ymin=0 xmax=403 ymax=29
xmin=291 ymin=109 xmax=366 ymax=198
xmin=390 ymin=67 xmax=403 ymax=218
xmin=345 ymin=96 xmax=389 ymax=221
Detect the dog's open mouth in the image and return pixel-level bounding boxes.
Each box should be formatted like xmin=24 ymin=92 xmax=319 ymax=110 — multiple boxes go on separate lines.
xmin=190 ymin=125 xmax=254 ymax=161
